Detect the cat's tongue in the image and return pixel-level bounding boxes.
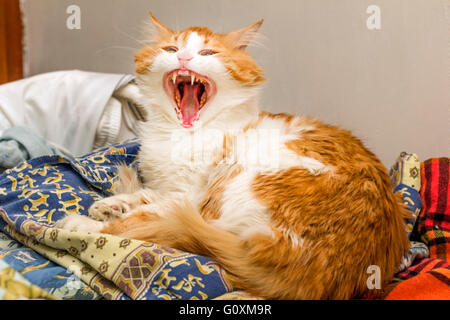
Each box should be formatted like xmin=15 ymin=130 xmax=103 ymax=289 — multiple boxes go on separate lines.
xmin=180 ymin=83 xmax=201 ymax=127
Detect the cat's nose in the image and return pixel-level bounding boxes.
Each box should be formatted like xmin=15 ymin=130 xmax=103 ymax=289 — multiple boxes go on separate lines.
xmin=177 ymin=52 xmax=193 ymax=63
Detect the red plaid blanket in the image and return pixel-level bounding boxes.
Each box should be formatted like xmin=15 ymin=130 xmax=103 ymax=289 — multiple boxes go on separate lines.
xmin=385 ymin=158 xmax=450 ymax=299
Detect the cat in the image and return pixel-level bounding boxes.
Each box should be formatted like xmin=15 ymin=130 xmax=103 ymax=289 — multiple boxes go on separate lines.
xmin=56 ymin=13 xmax=410 ymax=299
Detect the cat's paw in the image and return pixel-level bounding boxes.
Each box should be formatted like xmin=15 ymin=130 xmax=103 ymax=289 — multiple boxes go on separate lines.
xmin=88 ymin=196 xmax=131 ymax=221
xmin=55 ymin=214 xmax=104 ymax=233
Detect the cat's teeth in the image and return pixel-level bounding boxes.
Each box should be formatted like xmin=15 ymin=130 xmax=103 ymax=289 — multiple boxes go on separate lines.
xmin=172 ymin=73 xmax=177 ymax=84
xmin=191 ymin=75 xmax=195 ymax=85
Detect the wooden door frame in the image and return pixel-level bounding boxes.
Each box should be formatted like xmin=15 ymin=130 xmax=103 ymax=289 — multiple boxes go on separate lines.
xmin=0 ymin=0 xmax=23 ymax=85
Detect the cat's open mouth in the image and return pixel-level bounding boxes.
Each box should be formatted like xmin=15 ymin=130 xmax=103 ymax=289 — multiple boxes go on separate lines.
xmin=163 ymin=69 xmax=216 ymax=128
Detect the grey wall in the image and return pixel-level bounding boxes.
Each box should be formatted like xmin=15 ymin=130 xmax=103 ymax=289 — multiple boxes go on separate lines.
xmin=21 ymin=0 xmax=450 ymax=166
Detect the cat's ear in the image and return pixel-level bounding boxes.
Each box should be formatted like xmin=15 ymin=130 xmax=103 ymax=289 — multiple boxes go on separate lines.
xmin=226 ymin=19 xmax=264 ymax=50
xmin=148 ymin=12 xmax=174 ymax=39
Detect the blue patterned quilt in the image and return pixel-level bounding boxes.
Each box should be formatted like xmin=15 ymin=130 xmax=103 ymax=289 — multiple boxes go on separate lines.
xmin=0 ymin=140 xmax=232 ymax=300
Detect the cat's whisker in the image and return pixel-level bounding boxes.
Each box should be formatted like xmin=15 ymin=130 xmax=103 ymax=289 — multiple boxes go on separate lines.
xmin=113 ymin=25 xmax=148 ymax=45
xmin=94 ymin=46 xmax=139 ymax=56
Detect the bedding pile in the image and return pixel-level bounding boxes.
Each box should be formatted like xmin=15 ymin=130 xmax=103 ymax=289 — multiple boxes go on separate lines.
xmin=0 ymin=140 xmax=231 ymax=300
xmin=0 ymin=142 xmax=448 ymax=299
xmin=384 ymin=157 xmax=450 ymax=299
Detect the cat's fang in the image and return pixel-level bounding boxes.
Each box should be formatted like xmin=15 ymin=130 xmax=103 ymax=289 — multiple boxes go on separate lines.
xmin=191 ymin=75 xmax=195 ymax=85
xmin=172 ymin=73 xmax=177 ymax=84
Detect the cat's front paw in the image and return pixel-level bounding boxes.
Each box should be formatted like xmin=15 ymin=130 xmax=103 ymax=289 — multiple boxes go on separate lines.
xmin=88 ymin=196 xmax=131 ymax=221
xmin=55 ymin=213 xmax=104 ymax=233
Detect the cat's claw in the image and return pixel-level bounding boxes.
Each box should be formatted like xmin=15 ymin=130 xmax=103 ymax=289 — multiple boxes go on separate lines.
xmin=88 ymin=197 xmax=130 ymax=221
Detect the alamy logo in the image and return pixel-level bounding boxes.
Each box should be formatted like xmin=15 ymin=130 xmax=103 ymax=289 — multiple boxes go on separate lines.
xmin=170 ymin=128 xmax=282 ymax=169
xmin=366 ymin=5 xmax=381 ymax=30
xmin=66 ymin=5 xmax=81 ymax=30
xmin=366 ymin=265 xmax=381 ymax=289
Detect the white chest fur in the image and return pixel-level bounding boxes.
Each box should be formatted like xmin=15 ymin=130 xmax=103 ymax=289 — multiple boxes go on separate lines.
xmin=137 ymin=114 xmax=328 ymax=238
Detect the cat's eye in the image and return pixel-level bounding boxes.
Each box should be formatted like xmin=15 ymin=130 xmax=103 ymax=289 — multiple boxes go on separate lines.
xmin=199 ymin=49 xmax=217 ymax=56
xmin=163 ymin=46 xmax=178 ymax=53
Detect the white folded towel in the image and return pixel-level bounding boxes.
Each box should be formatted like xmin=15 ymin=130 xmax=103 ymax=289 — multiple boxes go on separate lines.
xmin=0 ymin=70 xmax=140 ymax=156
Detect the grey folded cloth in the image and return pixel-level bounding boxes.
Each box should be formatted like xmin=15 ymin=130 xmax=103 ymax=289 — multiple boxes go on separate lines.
xmin=0 ymin=126 xmax=71 ymax=172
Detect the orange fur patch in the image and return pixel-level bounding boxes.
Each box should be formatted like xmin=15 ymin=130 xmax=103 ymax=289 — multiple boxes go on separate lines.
xmin=134 ymin=45 xmax=160 ymax=74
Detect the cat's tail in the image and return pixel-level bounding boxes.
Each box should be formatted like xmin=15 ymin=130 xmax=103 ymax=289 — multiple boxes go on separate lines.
xmin=113 ymin=164 xmax=142 ymax=194
xmin=110 ymin=200 xmax=308 ymax=299
xmin=111 ymin=200 xmax=249 ymax=289
xmin=163 ymin=201 xmax=252 ymax=291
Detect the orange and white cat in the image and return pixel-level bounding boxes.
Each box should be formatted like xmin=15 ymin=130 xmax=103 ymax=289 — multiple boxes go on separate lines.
xmin=57 ymin=14 xmax=409 ymax=299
